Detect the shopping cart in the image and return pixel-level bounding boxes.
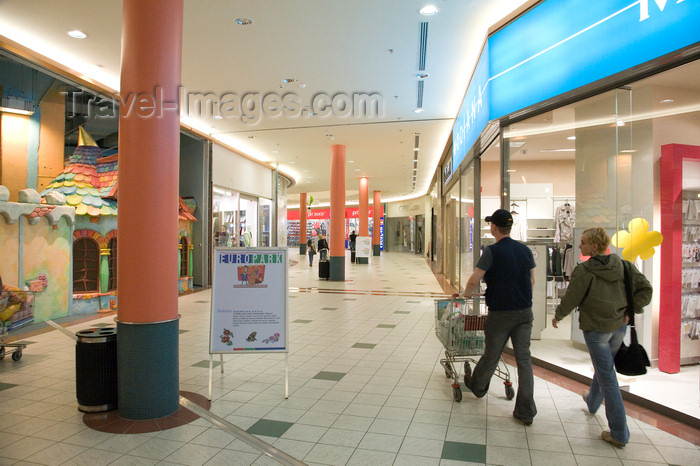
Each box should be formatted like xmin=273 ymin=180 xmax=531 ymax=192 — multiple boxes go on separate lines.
xmin=435 ymin=296 xmax=513 ymax=402
xmin=0 ymin=297 xmax=28 ymax=361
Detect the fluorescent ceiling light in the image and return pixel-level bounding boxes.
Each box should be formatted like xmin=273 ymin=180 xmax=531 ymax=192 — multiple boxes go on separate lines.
xmin=567 ymin=136 xmax=576 ymax=140
xmin=0 ymin=106 xmax=34 ymax=116
xmin=540 ymin=148 xmax=576 ymax=152
xmin=414 ymin=108 xmax=424 ymax=113
xmin=420 ymin=5 xmax=439 ymax=15
xmin=67 ymin=30 xmax=87 ymax=39
xmin=510 ymin=141 xmax=526 ymax=148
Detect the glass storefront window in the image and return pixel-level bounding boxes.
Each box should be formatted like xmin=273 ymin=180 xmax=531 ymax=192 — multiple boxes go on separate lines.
xmin=258 ymin=197 xmax=272 ymax=247
xmin=445 ymin=182 xmax=460 ymax=288
xmin=459 ymin=162 xmax=475 ymax=293
xmin=499 ymin=59 xmax=700 ymax=417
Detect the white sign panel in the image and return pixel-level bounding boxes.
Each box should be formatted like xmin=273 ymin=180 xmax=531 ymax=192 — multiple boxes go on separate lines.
xmin=209 ymin=248 xmax=288 ymax=353
xmin=356 ymin=236 xmax=372 ymax=258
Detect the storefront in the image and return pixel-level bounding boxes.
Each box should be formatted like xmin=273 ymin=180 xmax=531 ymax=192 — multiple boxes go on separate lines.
xmin=287 ymin=205 xmax=384 ymax=250
xmin=440 ymin=0 xmax=700 ymax=420
xmin=211 ymin=144 xmax=288 ymax=254
xmin=384 ymin=197 xmax=430 ymax=254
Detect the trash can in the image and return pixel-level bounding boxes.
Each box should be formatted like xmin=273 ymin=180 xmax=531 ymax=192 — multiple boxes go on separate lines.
xmin=75 ymin=327 xmax=117 ymax=412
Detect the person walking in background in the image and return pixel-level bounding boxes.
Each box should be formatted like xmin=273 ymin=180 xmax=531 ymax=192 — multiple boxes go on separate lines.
xmin=349 ymin=230 xmax=357 ymax=251
xmin=552 ymin=227 xmax=652 ymax=448
xmin=317 ymin=235 xmax=329 ymax=261
xmin=306 ymin=238 xmax=316 ymax=266
xmin=462 ymin=209 xmax=537 ymax=426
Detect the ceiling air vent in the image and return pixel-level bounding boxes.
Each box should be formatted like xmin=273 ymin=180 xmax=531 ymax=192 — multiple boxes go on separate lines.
xmin=418 ymin=22 xmax=428 ymax=71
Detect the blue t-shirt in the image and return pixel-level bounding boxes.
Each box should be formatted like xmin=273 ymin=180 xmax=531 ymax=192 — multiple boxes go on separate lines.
xmin=477 ymin=237 xmax=535 ymax=311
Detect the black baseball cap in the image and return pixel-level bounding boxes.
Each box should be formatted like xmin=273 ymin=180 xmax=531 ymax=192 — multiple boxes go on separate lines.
xmin=485 ymin=209 xmax=513 ymax=227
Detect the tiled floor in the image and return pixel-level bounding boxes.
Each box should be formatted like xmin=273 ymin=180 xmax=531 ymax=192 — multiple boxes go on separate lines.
xmin=1 ymin=250 xmax=698 ymax=465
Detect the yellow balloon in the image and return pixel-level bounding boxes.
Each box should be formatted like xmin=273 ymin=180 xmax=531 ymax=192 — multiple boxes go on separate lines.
xmin=612 ymin=217 xmax=663 ymax=262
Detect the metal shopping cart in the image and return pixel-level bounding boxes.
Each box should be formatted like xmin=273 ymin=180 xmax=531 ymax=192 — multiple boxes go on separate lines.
xmin=0 ymin=297 xmax=28 ymax=361
xmin=435 ymin=296 xmax=513 ymax=402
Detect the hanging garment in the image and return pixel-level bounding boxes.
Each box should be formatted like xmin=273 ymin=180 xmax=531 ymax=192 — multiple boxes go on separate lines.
xmin=554 ymin=204 xmax=575 ymax=243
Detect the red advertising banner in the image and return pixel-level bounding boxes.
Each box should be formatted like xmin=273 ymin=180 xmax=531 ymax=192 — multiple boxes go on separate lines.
xmin=288 ymin=206 xmax=383 ymax=220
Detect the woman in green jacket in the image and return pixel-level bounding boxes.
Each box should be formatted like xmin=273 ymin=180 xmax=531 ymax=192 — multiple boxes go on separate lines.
xmin=552 ymin=227 xmax=652 ymax=448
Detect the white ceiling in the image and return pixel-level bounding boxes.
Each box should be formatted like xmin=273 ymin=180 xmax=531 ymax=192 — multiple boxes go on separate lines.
xmin=0 ymin=0 xmax=529 ymax=207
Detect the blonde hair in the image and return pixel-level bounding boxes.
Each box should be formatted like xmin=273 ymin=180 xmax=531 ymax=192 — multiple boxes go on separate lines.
xmin=582 ymin=227 xmax=610 ymax=255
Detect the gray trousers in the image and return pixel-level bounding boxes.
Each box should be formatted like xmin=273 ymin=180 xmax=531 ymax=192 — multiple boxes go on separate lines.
xmin=468 ymin=308 xmax=537 ymax=421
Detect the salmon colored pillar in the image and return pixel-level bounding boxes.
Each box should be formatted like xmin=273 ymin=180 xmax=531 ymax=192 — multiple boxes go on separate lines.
xmin=329 ymin=145 xmax=346 ymax=281
xmin=373 ymin=190 xmax=381 ymax=256
xmin=358 ymin=177 xmax=369 ymax=264
xmin=300 ymin=193 xmax=308 ymax=255
xmin=117 ymin=0 xmax=183 ymax=419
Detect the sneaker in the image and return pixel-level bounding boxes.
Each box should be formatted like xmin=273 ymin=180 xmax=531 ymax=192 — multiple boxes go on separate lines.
xmin=582 ymin=390 xmax=589 ymax=404
xmin=512 ymin=412 xmax=532 ymax=426
xmin=601 ymin=430 xmax=626 ymax=448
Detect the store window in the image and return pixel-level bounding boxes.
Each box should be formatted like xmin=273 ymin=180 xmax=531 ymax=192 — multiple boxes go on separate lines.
xmin=459 ymin=162 xmax=475 ymax=293
xmin=444 ymin=180 xmax=460 ymax=288
xmin=258 ymin=197 xmax=272 ymax=247
xmin=499 ymin=59 xmax=700 ymax=414
xmin=73 ymin=237 xmax=99 ymax=292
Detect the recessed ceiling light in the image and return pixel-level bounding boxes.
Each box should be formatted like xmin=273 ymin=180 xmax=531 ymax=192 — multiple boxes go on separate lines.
xmin=289 ymin=161 xmax=295 ymax=164
xmin=419 ymin=5 xmax=439 ymax=15
xmin=414 ymin=108 xmax=424 ymax=113
xmin=660 ymin=99 xmax=674 ymax=104
xmin=68 ymin=30 xmax=87 ymax=39
xmin=214 ymin=115 xmax=223 ymax=120
xmin=510 ymin=141 xmax=526 ymax=148
xmin=540 ymin=148 xmax=576 ymax=152
xmin=272 ymin=150 xmax=279 ymax=154
xmin=567 ymin=136 xmax=576 ymax=140
xmin=348 ymin=160 xmax=354 ymax=163
xmin=506 ymin=169 xmax=517 ymax=172
xmin=235 ymin=18 xmax=253 ymax=26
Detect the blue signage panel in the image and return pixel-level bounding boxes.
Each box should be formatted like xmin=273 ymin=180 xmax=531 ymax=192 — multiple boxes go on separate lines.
xmin=451 ymin=0 xmax=700 ymax=170
xmin=452 ymin=48 xmax=490 ymax=174
xmin=488 ymin=0 xmax=700 ymax=120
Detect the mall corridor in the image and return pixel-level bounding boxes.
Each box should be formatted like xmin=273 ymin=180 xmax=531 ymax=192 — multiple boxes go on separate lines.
xmin=0 ymin=251 xmax=698 ymax=465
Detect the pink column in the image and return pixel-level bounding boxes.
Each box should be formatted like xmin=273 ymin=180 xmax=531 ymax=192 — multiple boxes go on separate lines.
xmin=358 ymin=177 xmax=369 ymax=264
xmin=117 ymin=0 xmax=183 ymax=419
xmin=329 ymin=145 xmax=346 ymax=280
xmin=373 ymin=190 xmax=381 ymax=255
xmin=300 ymin=193 xmax=307 ymax=254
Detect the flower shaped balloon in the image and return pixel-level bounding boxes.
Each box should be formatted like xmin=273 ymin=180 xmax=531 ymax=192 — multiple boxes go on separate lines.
xmin=611 ymin=217 xmax=663 ymax=261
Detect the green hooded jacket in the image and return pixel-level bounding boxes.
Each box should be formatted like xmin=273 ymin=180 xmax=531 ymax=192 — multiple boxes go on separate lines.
xmin=554 ymin=254 xmax=652 ymax=332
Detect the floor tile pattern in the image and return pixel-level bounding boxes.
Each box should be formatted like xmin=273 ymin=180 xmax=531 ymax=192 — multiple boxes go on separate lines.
xmin=0 ymin=249 xmax=698 ymax=465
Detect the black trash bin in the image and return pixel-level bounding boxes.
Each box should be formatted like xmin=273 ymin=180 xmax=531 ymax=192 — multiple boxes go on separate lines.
xmin=75 ymin=327 xmax=117 ymax=412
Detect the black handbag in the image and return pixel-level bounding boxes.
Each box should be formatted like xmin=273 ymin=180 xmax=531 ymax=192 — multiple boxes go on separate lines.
xmin=614 ymin=261 xmax=651 ymax=376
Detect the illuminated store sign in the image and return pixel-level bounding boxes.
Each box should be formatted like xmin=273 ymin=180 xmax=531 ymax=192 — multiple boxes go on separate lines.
xmin=452 ymin=0 xmax=700 ymax=175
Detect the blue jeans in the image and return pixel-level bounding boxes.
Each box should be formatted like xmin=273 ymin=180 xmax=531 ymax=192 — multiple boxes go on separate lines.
xmin=308 ymin=251 xmax=314 ymax=265
xmin=468 ymin=308 xmax=537 ymax=421
xmin=583 ymin=325 xmax=629 ymax=444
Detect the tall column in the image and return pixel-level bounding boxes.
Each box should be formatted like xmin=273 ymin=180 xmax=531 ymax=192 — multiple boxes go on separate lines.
xmin=358 ymin=177 xmax=369 ymax=264
xmin=329 ymin=145 xmax=346 ymax=281
xmin=373 ymin=190 xmax=381 ymax=256
xmin=117 ymin=0 xmax=183 ymax=420
xmin=300 ymin=193 xmax=307 ymax=255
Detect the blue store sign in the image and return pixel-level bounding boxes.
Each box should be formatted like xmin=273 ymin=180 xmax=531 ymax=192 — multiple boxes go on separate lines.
xmin=451 ymin=0 xmax=700 ymax=176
